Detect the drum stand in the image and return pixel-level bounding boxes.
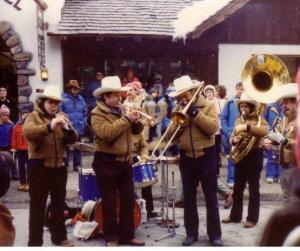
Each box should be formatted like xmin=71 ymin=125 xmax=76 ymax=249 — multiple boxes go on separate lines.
xmin=143 ymin=159 xmax=169 ymax=231
xmin=155 ymin=158 xmax=174 ymax=226
xmin=155 ymin=171 xmax=185 ymax=242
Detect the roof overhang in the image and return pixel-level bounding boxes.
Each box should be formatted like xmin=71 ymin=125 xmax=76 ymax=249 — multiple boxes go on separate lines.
xmin=190 ymin=0 xmax=251 ymax=39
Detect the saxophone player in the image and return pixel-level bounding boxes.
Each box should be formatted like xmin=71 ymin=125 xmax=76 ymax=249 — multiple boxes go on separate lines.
xmin=222 ymin=92 xmax=269 ymax=228
xmin=266 ymin=83 xmax=298 ymax=203
xmin=167 ymin=76 xmax=222 ymax=246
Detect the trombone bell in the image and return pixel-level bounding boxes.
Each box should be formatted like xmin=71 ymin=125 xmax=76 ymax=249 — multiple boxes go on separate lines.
xmin=171 ymin=111 xmax=188 ymax=127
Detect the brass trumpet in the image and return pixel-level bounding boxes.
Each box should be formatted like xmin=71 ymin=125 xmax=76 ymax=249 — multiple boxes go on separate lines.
xmin=119 ymin=103 xmax=157 ymax=126
xmin=56 ymin=112 xmax=74 ymax=131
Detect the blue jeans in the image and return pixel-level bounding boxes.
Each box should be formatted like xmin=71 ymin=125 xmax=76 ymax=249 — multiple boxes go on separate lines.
xmin=266 ymin=162 xmax=281 ymax=179
xmin=221 ymin=133 xmax=235 ymax=184
xmin=265 ymin=150 xmax=281 ymax=179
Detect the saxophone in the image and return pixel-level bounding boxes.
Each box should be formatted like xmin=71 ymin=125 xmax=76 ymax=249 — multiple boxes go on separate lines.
xmin=229 ymin=104 xmax=265 ymax=163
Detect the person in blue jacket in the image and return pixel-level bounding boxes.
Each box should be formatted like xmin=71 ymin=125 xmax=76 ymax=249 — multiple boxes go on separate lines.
xmin=61 ymin=80 xmax=87 ymax=171
xmin=263 ymin=102 xmax=283 ymax=183
xmin=84 ymin=72 xmax=103 ymax=112
xmin=220 ymin=82 xmax=244 ymax=188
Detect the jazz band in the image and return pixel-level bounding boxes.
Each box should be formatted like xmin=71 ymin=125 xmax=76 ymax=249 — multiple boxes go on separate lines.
xmin=22 ymin=54 xmax=300 ymax=247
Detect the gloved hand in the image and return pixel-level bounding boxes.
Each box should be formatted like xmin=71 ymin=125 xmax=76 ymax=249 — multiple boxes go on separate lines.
xmin=187 ymin=105 xmax=198 ymax=117
xmin=141 ymin=154 xmax=149 ymax=163
xmin=235 ymin=124 xmax=247 ymax=134
xmin=268 ymin=130 xmax=288 ymax=145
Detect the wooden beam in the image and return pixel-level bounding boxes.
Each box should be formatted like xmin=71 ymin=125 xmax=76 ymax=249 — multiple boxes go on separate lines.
xmin=33 ymin=0 xmax=48 ymax=11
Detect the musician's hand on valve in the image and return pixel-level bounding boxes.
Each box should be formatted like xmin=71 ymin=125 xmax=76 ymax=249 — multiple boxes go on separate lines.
xmin=232 ymin=136 xmax=241 ymax=145
xmin=268 ymin=130 xmax=288 ymax=145
xmin=126 ymin=110 xmax=140 ymax=123
xmin=50 ymin=115 xmax=65 ymax=130
xmin=235 ymin=124 xmax=247 ymax=134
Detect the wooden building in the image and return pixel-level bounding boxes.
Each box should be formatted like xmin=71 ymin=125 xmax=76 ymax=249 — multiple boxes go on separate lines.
xmin=48 ymin=0 xmax=300 ymax=95
xmin=187 ymin=0 xmax=300 ymax=95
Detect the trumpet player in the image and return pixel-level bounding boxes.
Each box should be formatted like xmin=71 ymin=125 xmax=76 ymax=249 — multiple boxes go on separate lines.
xmin=222 ymin=92 xmax=268 ymax=229
xmin=91 ymin=76 xmax=145 ymax=246
xmin=167 ymin=75 xmax=222 ymax=246
xmin=265 ymin=83 xmax=298 ymax=203
xmin=124 ymin=81 xmax=159 ymax=220
xmin=23 ymin=85 xmax=78 ymax=246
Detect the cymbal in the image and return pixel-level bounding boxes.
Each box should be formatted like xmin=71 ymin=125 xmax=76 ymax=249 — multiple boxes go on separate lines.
xmin=70 ymin=142 xmax=95 ymax=153
xmin=147 ymin=138 xmax=175 ymax=151
xmin=157 ymin=155 xmax=179 ymax=164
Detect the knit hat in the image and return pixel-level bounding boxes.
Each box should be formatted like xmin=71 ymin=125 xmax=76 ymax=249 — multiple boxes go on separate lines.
xmin=0 ymin=105 xmax=10 ymax=116
xmin=204 ymin=85 xmax=216 ymax=95
xmin=127 ymin=81 xmax=142 ymax=91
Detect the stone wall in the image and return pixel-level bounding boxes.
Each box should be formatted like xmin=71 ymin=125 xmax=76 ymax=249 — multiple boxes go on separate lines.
xmin=0 ymin=21 xmax=34 ymax=112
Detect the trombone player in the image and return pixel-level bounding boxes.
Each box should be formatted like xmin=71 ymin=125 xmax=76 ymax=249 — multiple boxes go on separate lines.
xmin=167 ymin=75 xmax=222 ymax=246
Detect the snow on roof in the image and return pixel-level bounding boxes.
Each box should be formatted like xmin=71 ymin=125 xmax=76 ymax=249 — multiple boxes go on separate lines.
xmin=173 ymin=0 xmax=234 ymax=39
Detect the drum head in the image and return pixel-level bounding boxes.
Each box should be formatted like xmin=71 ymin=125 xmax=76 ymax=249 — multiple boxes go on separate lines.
xmin=93 ymin=196 xmax=141 ymax=234
xmin=134 ymin=178 xmax=158 ymax=188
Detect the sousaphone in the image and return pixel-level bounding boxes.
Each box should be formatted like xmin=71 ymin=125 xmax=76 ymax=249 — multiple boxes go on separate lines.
xmin=230 ymin=54 xmax=290 ymax=163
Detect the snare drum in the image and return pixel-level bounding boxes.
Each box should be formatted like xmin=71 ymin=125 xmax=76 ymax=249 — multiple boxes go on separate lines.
xmin=79 ymin=168 xmax=100 ymax=202
xmin=132 ymin=161 xmax=158 ymax=188
xmin=93 ymin=195 xmax=141 ymax=234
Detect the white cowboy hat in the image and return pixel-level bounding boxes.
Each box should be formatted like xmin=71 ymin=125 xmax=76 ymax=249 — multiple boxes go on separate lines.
xmin=275 ymin=83 xmax=298 ymax=101
xmin=37 ymin=85 xmax=62 ymax=102
xmin=93 ymin=76 xmax=130 ymax=97
xmin=168 ymin=75 xmax=202 ymax=98
xmin=237 ymin=92 xmax=258 ymax=108
xmin=81 ymin=200 xmax=96 ymax=220
xmin=73 ymin=221 xmax=98 ymax=240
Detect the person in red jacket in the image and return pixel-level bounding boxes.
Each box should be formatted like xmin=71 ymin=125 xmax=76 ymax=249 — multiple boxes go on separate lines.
xmin=11 ymin=110 xmax=30 ymax=192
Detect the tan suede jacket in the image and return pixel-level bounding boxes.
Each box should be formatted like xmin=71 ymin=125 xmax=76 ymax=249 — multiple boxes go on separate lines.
xmin=230 ymin=112 xmax=269 ymax=150
xmin=23 ymin=104 xmax=78 ymax=167
xmin=132 ymin=133 xmax=148 ymax=158
xmin=166 ymin=96 xmax=219 ymax=158
xmin=279 ymin=117 xmax=296 ymax=165
xmin=91 ymin=101 xmax=134 ymax=162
